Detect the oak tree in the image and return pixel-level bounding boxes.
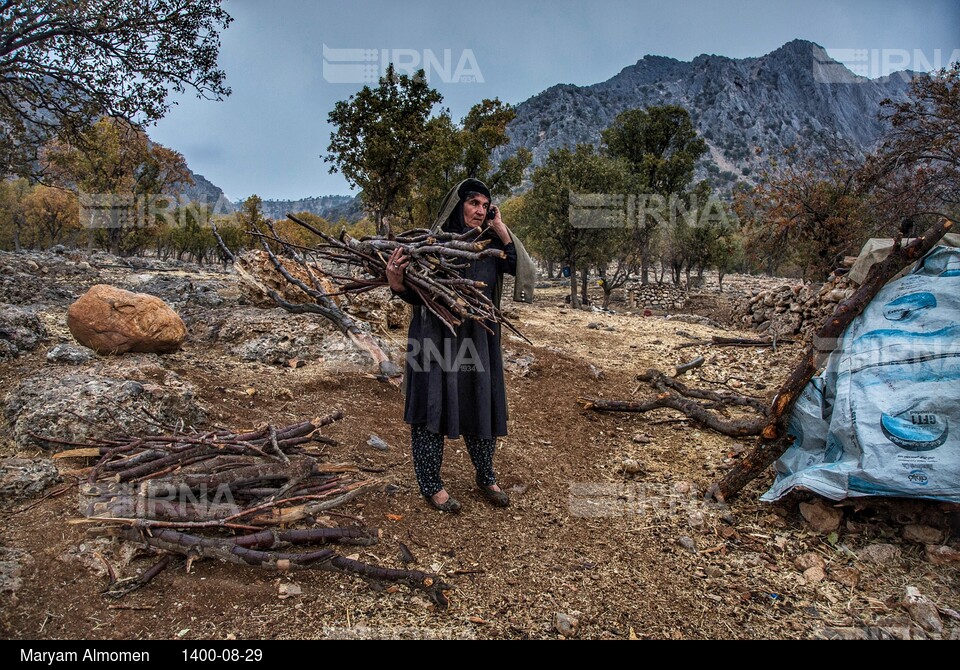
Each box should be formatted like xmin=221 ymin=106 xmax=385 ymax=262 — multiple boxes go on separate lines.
xmin=327 ymin=64 xmax=442 ymax=235
xmin=0 ymin=0 xmax=231 ymax=175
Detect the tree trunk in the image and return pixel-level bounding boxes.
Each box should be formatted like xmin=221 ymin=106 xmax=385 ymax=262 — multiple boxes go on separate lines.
xmin=602 ymin=284 xmax=612 ymax=309
xmin=546 ymin=260 xmax=554 ymax=279
xmin=376 ymin=209 xmax=391 ymax=237
xmin=568 ymin=259 xmax=580 ymax=308
xmin=580 ymin=268 xmax=589 ymax=306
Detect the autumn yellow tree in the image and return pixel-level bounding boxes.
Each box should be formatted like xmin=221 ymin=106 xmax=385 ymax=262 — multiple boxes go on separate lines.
xmin=22 ymin=185 xmax=80 ymax=248
xmin=41 ymin=117 xmax=191 ymax=255
xmin=0 ymin=177 xmax=31 ymax=250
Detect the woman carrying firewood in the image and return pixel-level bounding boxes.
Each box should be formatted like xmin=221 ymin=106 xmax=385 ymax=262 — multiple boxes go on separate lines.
xmin=386 ymin=178 xmax=535 ymax=512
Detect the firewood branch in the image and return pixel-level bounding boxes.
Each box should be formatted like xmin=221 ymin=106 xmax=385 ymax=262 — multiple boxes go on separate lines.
xmin=581 ymin=368 xmax=769 ymax=437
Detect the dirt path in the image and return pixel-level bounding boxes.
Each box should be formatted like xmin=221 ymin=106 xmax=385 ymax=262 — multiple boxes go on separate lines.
xmin=1 ymin=265 xmax=957 ymax=640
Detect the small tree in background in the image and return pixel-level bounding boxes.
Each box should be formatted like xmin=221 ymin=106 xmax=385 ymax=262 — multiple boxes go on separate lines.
xmin=602 ymin=105 xmax=708 ymax=284
xmin=0 ymin=178 xmax=33 ymax=250
xmin=512 ymin=144 xmax=629 ymax=308
xmin=22 ymin=185 xmax=80 ymax=249
xmin=327 ymin=64 xmax=442 ymax=235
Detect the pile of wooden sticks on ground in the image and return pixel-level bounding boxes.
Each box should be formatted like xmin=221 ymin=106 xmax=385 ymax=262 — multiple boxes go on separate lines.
xmin=49 ymin=413 xmax=449 ymax=607
xmin=252 ymin=214 xmax=527 ymax=341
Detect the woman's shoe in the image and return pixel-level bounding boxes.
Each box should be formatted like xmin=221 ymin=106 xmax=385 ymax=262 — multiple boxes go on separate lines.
xmin=480 ymin=485 xmax=510 ymax=508
xmin=425 ymin=491 xmax=462 ymax=513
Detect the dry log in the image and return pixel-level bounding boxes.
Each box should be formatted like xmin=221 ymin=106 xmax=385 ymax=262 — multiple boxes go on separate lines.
xmin=116 ymin=526 xmax=449 ymax=608
xmin=710 ymin=336 xmax=796 ymax=347
xmin=675 ymin=336 xmax=796 ymax=349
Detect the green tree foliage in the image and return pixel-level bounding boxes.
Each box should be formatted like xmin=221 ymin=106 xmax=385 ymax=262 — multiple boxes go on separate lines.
xmin=208 ymin=215 xmax=247 ymax=266
xmin=167 ymin=203 xmax=215 ymax=263
xmin=602 ymin=105 xmax=707 ymax=193
xmin=402 ymin=99 xmax=531 ymax=228
xmin=512 ymin=144 xmax=629 ymax=307
xmin=601 ymin=105 xmax=710 ymax=284
xmin=0 ymin=0 xmax=231 ymax=175
xmin=327 ymin=64 xmax=442 ymax=235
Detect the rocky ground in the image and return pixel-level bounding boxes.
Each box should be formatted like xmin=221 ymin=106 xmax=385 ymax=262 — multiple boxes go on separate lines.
xmin=0 ymin=248 xmax=957 ymax=640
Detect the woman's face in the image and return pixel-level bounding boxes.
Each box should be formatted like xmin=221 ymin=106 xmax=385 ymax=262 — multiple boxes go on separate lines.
xmin=463 ymin=193 xmax=491 ymax=229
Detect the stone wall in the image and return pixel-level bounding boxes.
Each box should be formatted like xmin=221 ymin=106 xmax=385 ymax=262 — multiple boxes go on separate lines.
xmin=626 ymin=284 xmax=687 ymax=311
xmin=730 ymin=274 xmax=856 ymax=338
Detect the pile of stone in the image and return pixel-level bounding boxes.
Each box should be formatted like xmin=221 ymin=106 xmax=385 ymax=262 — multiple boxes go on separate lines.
xmin=625 ymin=283 xmax=687 ymax=311
xmin=730 ymin=274 xmax=856 ymax=338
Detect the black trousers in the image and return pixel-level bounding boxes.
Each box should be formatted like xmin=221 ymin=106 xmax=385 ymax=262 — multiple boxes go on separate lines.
xmin=410 ymin=424 xmax=498 ymax=497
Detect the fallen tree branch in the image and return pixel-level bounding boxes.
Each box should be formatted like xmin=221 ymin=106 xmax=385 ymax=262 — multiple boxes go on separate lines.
xmin=115 ymin=526 xmax=449 ymax=608
xmin=674 ymin=356 xmax=705 ymax=377
xmin=582 ymin=368 xmax=770 ymax=437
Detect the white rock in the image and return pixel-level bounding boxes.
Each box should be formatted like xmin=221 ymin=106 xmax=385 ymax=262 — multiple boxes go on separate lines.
xmin=902 ymin=586 xmax=943 ymax=634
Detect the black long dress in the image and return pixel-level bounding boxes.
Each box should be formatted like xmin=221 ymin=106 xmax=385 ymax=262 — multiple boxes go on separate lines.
xmin=395 ymin=236 xmax=517 ymax=439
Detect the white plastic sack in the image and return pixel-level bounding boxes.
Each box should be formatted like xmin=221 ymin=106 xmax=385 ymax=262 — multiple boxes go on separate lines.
xmin=763 ymin=245 xmax=960 ymax=502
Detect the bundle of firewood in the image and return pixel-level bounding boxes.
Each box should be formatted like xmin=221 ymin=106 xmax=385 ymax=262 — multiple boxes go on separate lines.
xmin=49 ymin=413 xmax=449 ymax=607
xmin=251 ymin=215 xmax=527 ymax=341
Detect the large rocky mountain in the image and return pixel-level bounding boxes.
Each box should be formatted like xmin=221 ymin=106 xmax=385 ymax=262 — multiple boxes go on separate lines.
xmin=184 ymin=40 xmax=920 ymax=210
xmin=179 ymin=170 xmax=236 ymax=215
xmin=496 ymin=39 xmax=918 ymax=191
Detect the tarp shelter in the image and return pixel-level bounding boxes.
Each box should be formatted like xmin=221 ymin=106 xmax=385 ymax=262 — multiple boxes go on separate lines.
xmin=763 ymin=237 xmax=960 ymax=503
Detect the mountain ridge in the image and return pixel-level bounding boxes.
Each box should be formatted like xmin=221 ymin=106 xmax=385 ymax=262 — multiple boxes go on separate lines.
xmin=495 ymin=39 xmax=918 ymax=191
xmin=179 ymin=39 xmax=921 ymax=210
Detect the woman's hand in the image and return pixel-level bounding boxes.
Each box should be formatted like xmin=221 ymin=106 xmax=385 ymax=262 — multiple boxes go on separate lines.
xmin=486 ymin=206 xmax=511 ymax=245
xmin=386 ymin=247 xmax=410 ymax=292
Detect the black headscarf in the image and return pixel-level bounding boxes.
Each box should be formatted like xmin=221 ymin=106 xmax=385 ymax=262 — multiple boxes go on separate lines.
xmin=441 ymin=178 xmax=492 ymax=233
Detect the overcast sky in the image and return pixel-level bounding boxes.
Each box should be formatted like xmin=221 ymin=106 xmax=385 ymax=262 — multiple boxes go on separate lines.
xmin=149 ymin=0 xmax=960 ymax=202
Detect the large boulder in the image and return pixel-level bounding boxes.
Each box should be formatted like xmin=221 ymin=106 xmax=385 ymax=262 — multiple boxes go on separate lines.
xmin=67 ymin=284 xmax=186 ymax=354
xmin=0 ymin=458 xmax=60 ymax=500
